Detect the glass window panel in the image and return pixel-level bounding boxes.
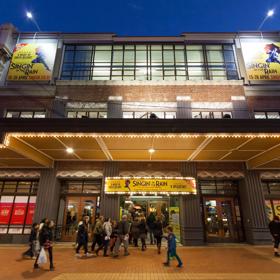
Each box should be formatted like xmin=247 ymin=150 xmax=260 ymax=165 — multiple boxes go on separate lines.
xmin=20 ymin=112 xmax=33 ymax=118
xmin=64 ymin=51 xmax=74 ymax=62
xmin=74 ymin=51 xmax=92 ymax=63
xmin=148 ymin=112 xmax=164 ymax=119
xmin=192 ymin=112 xmax=202 ymax=118
xmin=186 ymin=45 xmax=203 ymax=50
xmin=30 ymin=182 xmax=38 ymax=195
xmin=8 ymin=227 xmax=23 ymax=234
xmin=65 ymin=45 xmax=75 ymax=51
xmin=17 ymin=182 xmax=31 ymax=193
xmin=267 ymin=112 xmax=280 ymax=119
xmin=224 ymin=45 xmax=233 ymax=50
xmin=88 ymin=112 xmax=98 ymax=118
xmin=76 ymin=45 xmax=92 ymax=51
xmin=151 ymin=51 xmax=162 ymax=64
xmin=0 ymin=227 xmax=8 ymax=234
xmin=92 ymin=67 xmax=110 ymax=77
xmin=98 ymin=112 xmax=107 ymax=118
xmin=123 ymin=112 xmax=134 ymax=119
xmin=6 ymin=112 xmax=20 ymax=118
xmin=201 ymin=112 xmax=211 ymax=119
xmin=125 ymin=45 xmax=134 ymax=50
xmin=165 ymin=112 xmax=176 ymax=119
xmin=269 ymin=182 xmax=280 ymax=194
xmin=136 ymin=45 xmax=146 ymax=50
xmin=222 ymin=112 xmax=232 ymax=119
xmin=67 ymin=182 xmax=83 ymax=193
xmin=95 ymin=45 xmax=112 ymax=51
xmin=67 ymin=111 xmax=77 ymax=118
xmin=135 ymin=112 xmax=148 ymax=118
xmin=151 ymin=45 xmax=162 ymax=50
xmin=254 ymin=112 xmax=266 ymax=119
xmin=124 ymin=51 xmax=135 ymax=64
xmin=213 ymin=112 xmax=222 ymax=119
xmin=77 ymin=112 xmax=88 ymax=118
xmin=206 ymin=45 xmax=222 ymax=50
xmin=175 ymin=45 xmax=184 ymax=50
xmin=175 ymin=51 xmax=185 ymax=64
xmin=188 ymin=67 xmax=206 ymax=79
xmin=34 ymin=112 xmax=45 ymax=118
xmin=94 ymin=51 xmax=111 ymax=64
xmin=163 ymin=51 xmax=174 ymax=64
xmin=111 ymin=69 xmax=122 ymax=76
xmin=83 ymin=182 xmax=100 ymax=194
xmin=3 ymin=182 xmax=17 ymax=193
xmin=224 ymin=51 xmax=235 ymax=62
xmin=112 ymin=51 xmax=123 ymax=65
xmin=163 ymin=45 xmax=173 ymax=50
xmin=114 ymin=45 xmax=123 ymax=50
xmin=207 ymin=51 xmax=224 ymax=62
xmin=187 ymin=51 xmax=204 ymax=62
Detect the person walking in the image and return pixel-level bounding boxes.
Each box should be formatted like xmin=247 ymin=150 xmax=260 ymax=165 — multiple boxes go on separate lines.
xmin=109 ymin=220 xmax=118 ymax=254
xmin=269 ymin=215 xmax=280 ymax=257
xmin=154 ymin=216 xmax=163 ymax=254
xmin=163 ymin=226 xmax=183 ymax=268
xmin=91 ymin=216 xmax=104 ymax=255
xmin=75 ymin=216 xmax=92 ymax=257
xmin=23 ymin=223 xmax=40 ymax=259
xmin=138 ymin=217 xmax=147 ymax=251
xmin=34 ymin=220 xmax=55 ymax=271
xmin=113 ymin=215 xmax=130 ymax=257
xmin=131 ymin=217 xmax=140 ymax=247
xmin=102 ymin=218 xmax=112 ymax=257
xmin=147 ymin=212 xmax=156 ymax=245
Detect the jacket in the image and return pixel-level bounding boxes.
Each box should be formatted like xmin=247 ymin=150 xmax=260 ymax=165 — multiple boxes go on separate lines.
xmin=269 ymin=220 xmax=280 ymax=236
xmin=117 ymin=220 xmax=130 ymax=235
xmin=167 ymin=232 xmax=177 ymax=256
xmin=103 ymin=221 xmax=112 ymax=238
xmin=138 ymin=220 xmax=148 ymax=235
xmin=39 ymin=225 xmax=53 ymax=248
xmin=153 ymin=221 xmax=163 ymax=237
xmin=93 ymin=220 xmax=104 ymax=235
xmin=131 ymin=220 xmax=140 ymax=238
xmin=29 ymin=228 xmax=38 ymax=243
xmin=77 ymin=222 xmax=89 ymax=243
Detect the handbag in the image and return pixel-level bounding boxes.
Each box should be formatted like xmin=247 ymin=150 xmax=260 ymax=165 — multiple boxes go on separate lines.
xmin=37 ymin=248 xmax=47 ymax=264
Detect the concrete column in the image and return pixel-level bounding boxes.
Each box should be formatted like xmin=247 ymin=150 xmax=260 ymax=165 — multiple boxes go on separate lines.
xmin=231 ymin=96 xmax=250 ymax=119
xmin=107 ymin=96 xmax=122 ymax=118
xmin=179 ymin=162 xmax=204 ymax=245
xmin=51 ymin=97 xmax=66 ymax=118
xmin=100 ymin=162 xmax=120 ymax=220
xmin=239 ymin=170 xmax=271 ymax=244
xmin=176 ymin=96 xmax=192 ymax=119
xmin=33 ymin=166 xmax=61 ymax=223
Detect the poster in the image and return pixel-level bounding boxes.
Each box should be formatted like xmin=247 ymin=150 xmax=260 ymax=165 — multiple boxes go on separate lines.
xmin=0 ymin=202 xmax=13 ymax=225
xmin=7 ymin=42 xmax=57 ymax=81
xmin=10 ymin=203 xmax=27 ymax=225
xmin=241 ymin=41 xmax=280 ymax=80
xmin=273 ymin=200 xmax=280 ymax=218
xmin=105 ymin=177 xmax=197 ymax=194
xmin=169 ymin=206 xmax=180 ymax=243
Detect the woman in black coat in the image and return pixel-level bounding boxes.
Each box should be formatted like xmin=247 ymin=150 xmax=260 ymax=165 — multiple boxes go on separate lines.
xmin=153 ymin=216 xmax=163 ymax=254
xmin=138 ymin=217 xmax=148 ymax=251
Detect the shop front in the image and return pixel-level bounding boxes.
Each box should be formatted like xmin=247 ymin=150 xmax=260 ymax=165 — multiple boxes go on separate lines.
xmin=104 ymin=176 xmax=197 ymax=244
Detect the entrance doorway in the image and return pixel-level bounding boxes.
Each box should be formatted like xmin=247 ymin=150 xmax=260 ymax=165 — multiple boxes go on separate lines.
xmin=61 ymin=196 xmax=97 ymax=242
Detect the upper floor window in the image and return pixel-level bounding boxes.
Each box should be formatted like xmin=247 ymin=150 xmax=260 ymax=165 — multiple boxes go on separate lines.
xmin=254 ymin=112 xmax=280 ymax=119
xmin=60 ymin=44 xmax=239 ymax=81
xmin=192 ymin=111 xmax=232 ymax=119
xmin=5 ymin=111 xmax=46 ymax=118
xmin=67 ymin=110 xmax=107 ymax=119
xmin=123 ymin=111 xmax=176 ymax=119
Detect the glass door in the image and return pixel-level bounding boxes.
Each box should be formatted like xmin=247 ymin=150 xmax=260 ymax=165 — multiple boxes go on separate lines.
xmin=204 ymin=197 xmax=239 ymax=242
xmin=61 ymin=196 xmax=97 ymax=242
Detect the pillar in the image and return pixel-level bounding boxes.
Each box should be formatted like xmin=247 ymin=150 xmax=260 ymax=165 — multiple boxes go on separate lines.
xmin=100 ymin=162 xmax=120 ymax=220
xmin=176 ymin=96 xmax=191 ymax=119
xmin=107 ymin=96 xmax=122 ymax=118
xmin=179 ymin=162 xmax=204 ymax=245
xmin=231 ymin=96 xmax=250 ymax=119
xmin=50 ymin=97 xmax=66 ymax=118
xmin=239 ymin=170 xmax=271 ymax=244
xmin=33 ymin=166 xmax=61 ymax=223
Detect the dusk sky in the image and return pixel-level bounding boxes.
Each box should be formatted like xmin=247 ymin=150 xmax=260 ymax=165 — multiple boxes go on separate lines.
xmin=0 ymin=0 xmax=279 ymax=35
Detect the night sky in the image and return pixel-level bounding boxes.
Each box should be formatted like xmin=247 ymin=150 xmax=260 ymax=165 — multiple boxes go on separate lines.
xmin=0 ymin=0 xmax=279 ymax=35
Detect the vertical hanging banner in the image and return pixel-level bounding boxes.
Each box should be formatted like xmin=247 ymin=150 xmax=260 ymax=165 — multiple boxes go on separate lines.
xmin=241 ymin=40 xmax=280 ymax=80
xmin=7 ymin=42 xmax=57 ymax=81
xmin=0 ymin=199 xmax=13 ymax=225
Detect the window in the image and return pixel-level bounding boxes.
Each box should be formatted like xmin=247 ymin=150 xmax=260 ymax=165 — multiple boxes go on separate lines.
xmin=61 ymin=44 xmax=239 ymax=81
xmin=5 ymin=111 xmax=46 ymax=118
xmin=61 ymin=180 xmax=101 ymax=194
xmin=0 ymin=180 xmax=38 ymax=235
xmin=200 ymin=180 xmax=238 ymax=195
xmin=254 ymin=112 xmax=280 ymax=119
xmin=123 ymin=111 xmax=176 ymax=119
xmin=67 ymin=111 xmax=107 ymax=119
xmin=192 ymin=111 xmax=232 ymax=119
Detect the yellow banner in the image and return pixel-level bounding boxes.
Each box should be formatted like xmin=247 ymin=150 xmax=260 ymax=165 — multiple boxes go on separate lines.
xmin=242 ymin=41 xmax=280 ymax=80
xmin=105 ymin=177 xmax=196 ymax=194
xmin=7 ymin=43 xmax=56 ymax=81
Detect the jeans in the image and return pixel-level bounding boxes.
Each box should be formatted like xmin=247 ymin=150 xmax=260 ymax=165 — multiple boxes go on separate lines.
xmin=114 ymin=235 xmax=129 ymax=255
xmin=103 ymin=239 xmax=110 ymax=256
xmin=166 ymin=250 xmax=182 ymax=265
xmin=274 ymin=236 xmax=280 ymax=249
xmin=91 ymin=234 xmax=103 ymax=251
xmin=76 ymin=241 xmax=88 ymax=254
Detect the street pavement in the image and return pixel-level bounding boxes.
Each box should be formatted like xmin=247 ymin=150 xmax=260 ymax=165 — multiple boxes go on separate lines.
xmin=0 ymin=244 xmax=280 ymax=280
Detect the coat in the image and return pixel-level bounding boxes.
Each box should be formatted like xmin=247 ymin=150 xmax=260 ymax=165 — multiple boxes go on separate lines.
xmin=39 ymin=225 xmax=53 ymax=248
xmin=153 ymin=221 xmax=163 ymax=237
xmin=77 ymin=222 xmax=89 ymax=243
xmin=269 ymin=220 xmax=280 ymax=236
xmin=138 ymin=220 xmax=147 ymax=239
xmin=131 ymin=220 xmax=140 ymax=238
xmin=167 ymin=232 xmax=177 ymax=256
xmin=116 ymin=220 xmax=130 ymax=236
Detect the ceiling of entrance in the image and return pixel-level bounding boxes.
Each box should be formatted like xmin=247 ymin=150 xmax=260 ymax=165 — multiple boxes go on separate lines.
xmin=1 ymin=133 xmax=280 ymax=169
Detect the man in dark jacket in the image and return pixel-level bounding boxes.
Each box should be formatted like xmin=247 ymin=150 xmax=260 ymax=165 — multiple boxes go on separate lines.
xmin=113 ymin=215 xmax=130 ymax=257
xmin=269 ymin=215 xmax=280 ymax=257
xmin=76 ymin=216 xmax=92 ymax=257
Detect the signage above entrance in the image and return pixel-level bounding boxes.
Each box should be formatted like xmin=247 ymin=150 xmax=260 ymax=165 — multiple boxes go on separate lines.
xmin=105 ymin=177 xmax=197 ymax=195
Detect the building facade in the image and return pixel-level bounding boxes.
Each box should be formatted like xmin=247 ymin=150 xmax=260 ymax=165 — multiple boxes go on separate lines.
xmin=0 ymin=23 xmax=280 ymax=245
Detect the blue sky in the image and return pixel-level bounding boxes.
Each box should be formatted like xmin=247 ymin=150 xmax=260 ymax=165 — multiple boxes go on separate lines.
xmin=0 ymin=0 xmax=279 ymax=35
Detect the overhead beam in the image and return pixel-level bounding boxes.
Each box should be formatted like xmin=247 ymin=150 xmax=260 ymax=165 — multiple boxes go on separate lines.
xmin=96 ymin=137 xmax=113 ymax=160
xmin=6 ymin=136 xmax=54 ymax=168
xmin=187 ymin=136 xmax=213 ymax=161
xmin=247 ymin=144 xmax=280 ymax=169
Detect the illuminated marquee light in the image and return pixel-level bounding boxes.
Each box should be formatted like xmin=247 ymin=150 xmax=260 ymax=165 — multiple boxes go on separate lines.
xmin=104 ymin=176 xmax=197 ymax=195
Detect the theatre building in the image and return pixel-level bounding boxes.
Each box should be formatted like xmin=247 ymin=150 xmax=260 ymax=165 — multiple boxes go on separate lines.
xmin=0 ymin=23 xmax=280 ymax=245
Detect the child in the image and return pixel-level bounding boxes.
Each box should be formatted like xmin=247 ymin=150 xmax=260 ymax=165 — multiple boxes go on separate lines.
xmin=163 ymin=226 xmax=183 ymax=268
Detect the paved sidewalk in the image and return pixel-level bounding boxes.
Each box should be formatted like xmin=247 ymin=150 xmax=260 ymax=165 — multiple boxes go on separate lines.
xmin=0 ymin=245 xmax=280 ymax=280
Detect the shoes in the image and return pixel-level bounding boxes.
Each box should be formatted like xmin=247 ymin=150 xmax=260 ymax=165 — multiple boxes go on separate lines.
xmin=33 ymin=264 xmax=39 ymax=269
xmin=50 ymin=266 xmax=55 ymax=271
xmin=177 ymin=263 xmax=183 ymax=268
xmin=113 ymin=254 xmax=119 ymax=258
xmin=124 ymin=252 xmax=130 ymax=256
xmin=274 ymin=252 xmax=280 ymax=257
xmin=163 ymin=262 xmax=170 ymax=267
xmin=86 ymin=253 xmax=93 ymax=257
xmin=75 ymin=253 xmax=81 ymax=257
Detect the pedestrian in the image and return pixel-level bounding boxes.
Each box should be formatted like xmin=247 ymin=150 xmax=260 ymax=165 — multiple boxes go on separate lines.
xmin=113 ymin=215 xmax=130 ymax=257
xmin=163 ymin=226 xmax=183 ymax=268
xmin=147 ymin=212 xmax=156 ymax=245
xmin=75 ymin=216 xmax=92 ymax=257
xmin=154 ymin=216 xmax=163 ymax=254
xmin=269 ymin=215 xmax=280 ymax=257
xmin=131 ymin=217 xmax=140 ymax=247
xmin=91 ymin=216 xmax=104 ymax=255
xmin=34 ymin=220 xmax=55 ymax=271
xmin=102 ymin=218 xmax=112 ymax=257
xmin=138 ymin=217 xmax=147 ymax=251
xmin=109 ymin=220 xmax=118 ymax=254
xmin=22 ymin=223 xmax=40 ymax=259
